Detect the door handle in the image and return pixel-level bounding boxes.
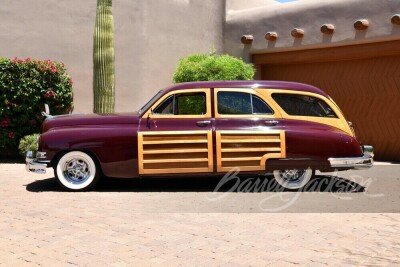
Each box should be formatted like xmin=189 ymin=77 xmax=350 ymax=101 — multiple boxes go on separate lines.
xmin=196 ymin=120 xmax=211 ymax=127
xmin=265 ymin=120 xmax=279 ymax=126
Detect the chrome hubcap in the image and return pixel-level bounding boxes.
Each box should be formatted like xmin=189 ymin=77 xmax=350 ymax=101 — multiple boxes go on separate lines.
xmin=63 ymin=158 xmax=90 ymax=184
xmin=280 ymin=169 xmax=305 ymax=183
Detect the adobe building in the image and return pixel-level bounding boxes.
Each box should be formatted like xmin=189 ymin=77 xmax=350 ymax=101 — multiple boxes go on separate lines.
xmin=0 ymin=0 xmax=399 ymax=160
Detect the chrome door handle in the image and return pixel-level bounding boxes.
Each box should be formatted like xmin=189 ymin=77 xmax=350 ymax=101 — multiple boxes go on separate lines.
xmin=196 ymin=120 xmax=211 ymax=127
xmin=265 ymin=120 xmax=279 ymax=126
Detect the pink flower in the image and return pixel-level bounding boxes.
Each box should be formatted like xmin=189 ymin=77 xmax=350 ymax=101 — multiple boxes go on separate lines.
xmin=0 ymin=120 xmax=9 ymax=127
xmin=25 ymin=58 xmax=31 ymax=63
xmin=50 ymin=66 xmax=58 ymax=72
xmin=8 ymin=131 xmax=15 ymax=139
xmin=70 ymin=79 xmax=74 ymax=85
xmin=12 ymin=57 xmax=17 ymax=64
xmin=17 ymin=59 xmax=23 ymax=64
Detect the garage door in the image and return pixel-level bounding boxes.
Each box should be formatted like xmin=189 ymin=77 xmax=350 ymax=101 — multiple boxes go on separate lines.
xmin=253 ymin=40 xmax=400 ymax=161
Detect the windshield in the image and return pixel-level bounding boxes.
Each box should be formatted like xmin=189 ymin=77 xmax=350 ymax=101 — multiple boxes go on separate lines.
xmin=138 ymin=90 xmax=164 ymax=114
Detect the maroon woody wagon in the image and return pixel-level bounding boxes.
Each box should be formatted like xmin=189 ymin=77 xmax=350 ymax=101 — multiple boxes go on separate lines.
xmin=26 ymin=81 xmax=373 ymax=191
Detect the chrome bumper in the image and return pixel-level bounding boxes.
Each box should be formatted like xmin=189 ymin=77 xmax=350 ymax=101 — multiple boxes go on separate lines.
xmin=328 ymin=145 xmax=374 ymax=170
xmin=25 ymin=151 xmax=48 ymax=174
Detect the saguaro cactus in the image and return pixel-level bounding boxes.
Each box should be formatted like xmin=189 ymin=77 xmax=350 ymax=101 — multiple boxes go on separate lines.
xmin=93 ymin=0 xmax=115 ymax=113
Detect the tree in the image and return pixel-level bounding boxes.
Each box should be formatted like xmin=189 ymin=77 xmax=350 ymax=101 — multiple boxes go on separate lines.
xmin=93 ymin=0 xmax=115 ymax=113
xmin=172 ymin=50 xmax=254 ymax=83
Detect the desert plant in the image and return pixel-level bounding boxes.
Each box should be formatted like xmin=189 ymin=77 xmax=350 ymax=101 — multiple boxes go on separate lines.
xmin=18 ymin=133 xmax=39 ymax=157
xmin=0 ymin=57 xmax=73 ymax=150
xmin=93 ymin=0 xmax=115 ymax=113
xmin=173 ymin=50 xmax=254 ymax=83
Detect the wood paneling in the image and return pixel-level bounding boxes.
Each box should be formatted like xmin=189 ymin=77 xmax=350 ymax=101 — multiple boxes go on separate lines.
xmin=261 ymin=49 xmax=400 ymax=161
xmin=216 ymin=130 xmax=286 ymax=172
xmin=138 ymin=131 xmax=213 ymax=174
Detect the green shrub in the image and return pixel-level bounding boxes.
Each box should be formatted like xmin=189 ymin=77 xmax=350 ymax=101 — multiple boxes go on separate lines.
xmin=172 ymin=51 xmax=254 ymax=83
xmin=18 ymin=133 xmax=39 ymax=157
xmin=0 ymin=57 xmax=73 ymax=149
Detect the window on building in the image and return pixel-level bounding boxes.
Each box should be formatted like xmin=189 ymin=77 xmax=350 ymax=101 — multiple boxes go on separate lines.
xmin=272 ymin=93 xmax=337 ymax=118
xmin=217 ymin=92 xmax=274 ymax=115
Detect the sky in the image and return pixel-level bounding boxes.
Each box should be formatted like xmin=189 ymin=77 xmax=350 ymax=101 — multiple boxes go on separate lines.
xmin=275 ymin=0 xmax=298 ymax=3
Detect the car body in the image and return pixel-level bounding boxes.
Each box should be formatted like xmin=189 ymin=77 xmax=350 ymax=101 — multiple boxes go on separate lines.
xmin=26 ymin=81 xmax=374 ymax=191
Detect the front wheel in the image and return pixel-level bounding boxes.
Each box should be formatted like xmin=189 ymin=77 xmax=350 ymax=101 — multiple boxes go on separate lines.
xmin=273 ymin=168 xmax=314 ymax=190
xmin=55 ymin=151 xmax=100 ymax=191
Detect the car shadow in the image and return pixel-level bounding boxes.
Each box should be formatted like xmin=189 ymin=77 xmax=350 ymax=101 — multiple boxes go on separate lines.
xmin=25 ymin=175 xmax=365 ymax=193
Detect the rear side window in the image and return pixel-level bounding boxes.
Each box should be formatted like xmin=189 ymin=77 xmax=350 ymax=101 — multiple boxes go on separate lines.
xmin=217 ymin=92 xmax=273 ymax=115
xmin=272 ymin=93 xmax=337 ymax=118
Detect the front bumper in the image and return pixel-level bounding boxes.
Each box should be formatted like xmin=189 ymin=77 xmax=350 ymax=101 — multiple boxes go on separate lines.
xmin=328 ymin=145 xmax=374 ymax=170
xmin=25 ymin=151 xmax=48 ymax=174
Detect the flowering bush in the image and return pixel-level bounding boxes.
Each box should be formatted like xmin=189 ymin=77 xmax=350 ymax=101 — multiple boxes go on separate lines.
xmin=0 ymin=57 xmax=73 ymax=149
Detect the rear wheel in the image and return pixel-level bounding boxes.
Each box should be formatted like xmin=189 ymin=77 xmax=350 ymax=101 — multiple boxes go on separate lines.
xmin=55 ymin=151 xmax=100 ymax=191
xmin=273 ymin=168 xmax=314 ymax=190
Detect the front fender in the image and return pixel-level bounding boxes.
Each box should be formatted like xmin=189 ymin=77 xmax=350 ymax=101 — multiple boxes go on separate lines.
xmin=40 ymin=124 xmax=139 ymax=178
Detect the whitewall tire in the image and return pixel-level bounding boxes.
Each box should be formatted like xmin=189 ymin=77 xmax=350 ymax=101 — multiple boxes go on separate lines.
xmin=273 ymin=168 xmax=314 ymax=190
xmin=55 ymin=151 xmax=100 ymax=191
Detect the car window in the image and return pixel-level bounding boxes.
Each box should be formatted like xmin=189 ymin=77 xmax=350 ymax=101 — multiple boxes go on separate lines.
xmin=272 ymin=93 xmax=337 ymax=118
xmin=153 ymin=92 xmax=206 ymax=115
xmin=217 ymin=92 xmax=273 ymax=115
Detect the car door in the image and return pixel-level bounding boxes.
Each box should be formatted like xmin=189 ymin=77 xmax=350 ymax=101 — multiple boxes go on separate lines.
xmin=213 ymin=88 xmax=286 ymax=173
xmin=138 ymin=88 xmax=213 ymax=175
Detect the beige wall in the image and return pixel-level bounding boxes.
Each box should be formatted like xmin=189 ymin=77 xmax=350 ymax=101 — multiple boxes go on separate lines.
xmin=226 ymin=0 xmax=277 ymax=11
xmin=0 ymin=0 xmax=225 ymax=113
xmin=2 ymin=0 xmax=399 ymax=113
xmin=225 ymin=0 xmax=400 ymax=60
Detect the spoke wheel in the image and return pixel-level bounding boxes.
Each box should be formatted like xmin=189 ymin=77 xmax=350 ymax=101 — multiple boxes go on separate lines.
xmin=55 ymin=151 xmax=100 ymax=191
xmin=273 ymin=168 xmax=314 ymax=190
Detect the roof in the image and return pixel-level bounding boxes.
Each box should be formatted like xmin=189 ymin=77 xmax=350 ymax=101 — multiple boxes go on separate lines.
xmin=165 ymin=80 xmax=329 ymax=98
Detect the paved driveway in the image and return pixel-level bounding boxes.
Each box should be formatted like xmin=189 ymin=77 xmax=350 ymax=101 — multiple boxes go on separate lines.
xmin=0 ymin=163 xmax=399 ymax=266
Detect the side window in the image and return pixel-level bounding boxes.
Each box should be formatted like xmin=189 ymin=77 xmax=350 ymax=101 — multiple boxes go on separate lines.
xmin=153 ymin=95 xmax=174 ymax=114
xmin=153 ymin=92 xmax=206 ymax=115
xmin=272 ymin=93 xmax=337 ymax=118
xmin=217 ymin=92 xmax=273 ymax=115
xmin=252 ymin=95 xmax=273 ymax=114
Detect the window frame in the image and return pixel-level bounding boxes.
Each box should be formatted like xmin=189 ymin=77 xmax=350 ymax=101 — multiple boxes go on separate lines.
xmin=214 ymin=88 xmax=276 ymax=118
xmin=144 ymin=88 xmax=211 ymax=119
xmin=271 ymin=92 xmax=339 ymax=118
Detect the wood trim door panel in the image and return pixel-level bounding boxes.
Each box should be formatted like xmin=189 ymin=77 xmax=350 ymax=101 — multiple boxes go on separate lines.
xmin=216 ymin=130 xmax=286 ymax=172
xmin=138 ymin=131 xmax=213 ymax=175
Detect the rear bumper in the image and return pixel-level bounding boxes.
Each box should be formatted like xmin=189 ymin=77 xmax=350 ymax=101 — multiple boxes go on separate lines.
xmin=328 ymin=145 xmax=374 ymax=170
xmin=25 ymin=151 xmax=48 ymax=174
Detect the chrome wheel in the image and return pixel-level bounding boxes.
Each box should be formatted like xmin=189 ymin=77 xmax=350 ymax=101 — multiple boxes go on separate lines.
xmin=63 ymin=158 xmax=91 ymax=184
xmin=273 ymin=168 xmax=314 ymax=190
xmin=55 ymin=151 xmax=99 ymax=191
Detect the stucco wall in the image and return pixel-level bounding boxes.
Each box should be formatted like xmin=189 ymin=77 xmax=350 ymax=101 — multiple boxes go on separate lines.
xmin=0 ymin=0 xmax=225 ymax=113
xmin=226 ymin=0 xmax=277 ymax=11
xmin=225 ymin=0 xmax=400 ymax=59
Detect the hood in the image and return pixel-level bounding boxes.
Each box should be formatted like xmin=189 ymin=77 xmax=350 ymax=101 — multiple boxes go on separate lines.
xmin=41 ymin=112 xmax=140 ymax=133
